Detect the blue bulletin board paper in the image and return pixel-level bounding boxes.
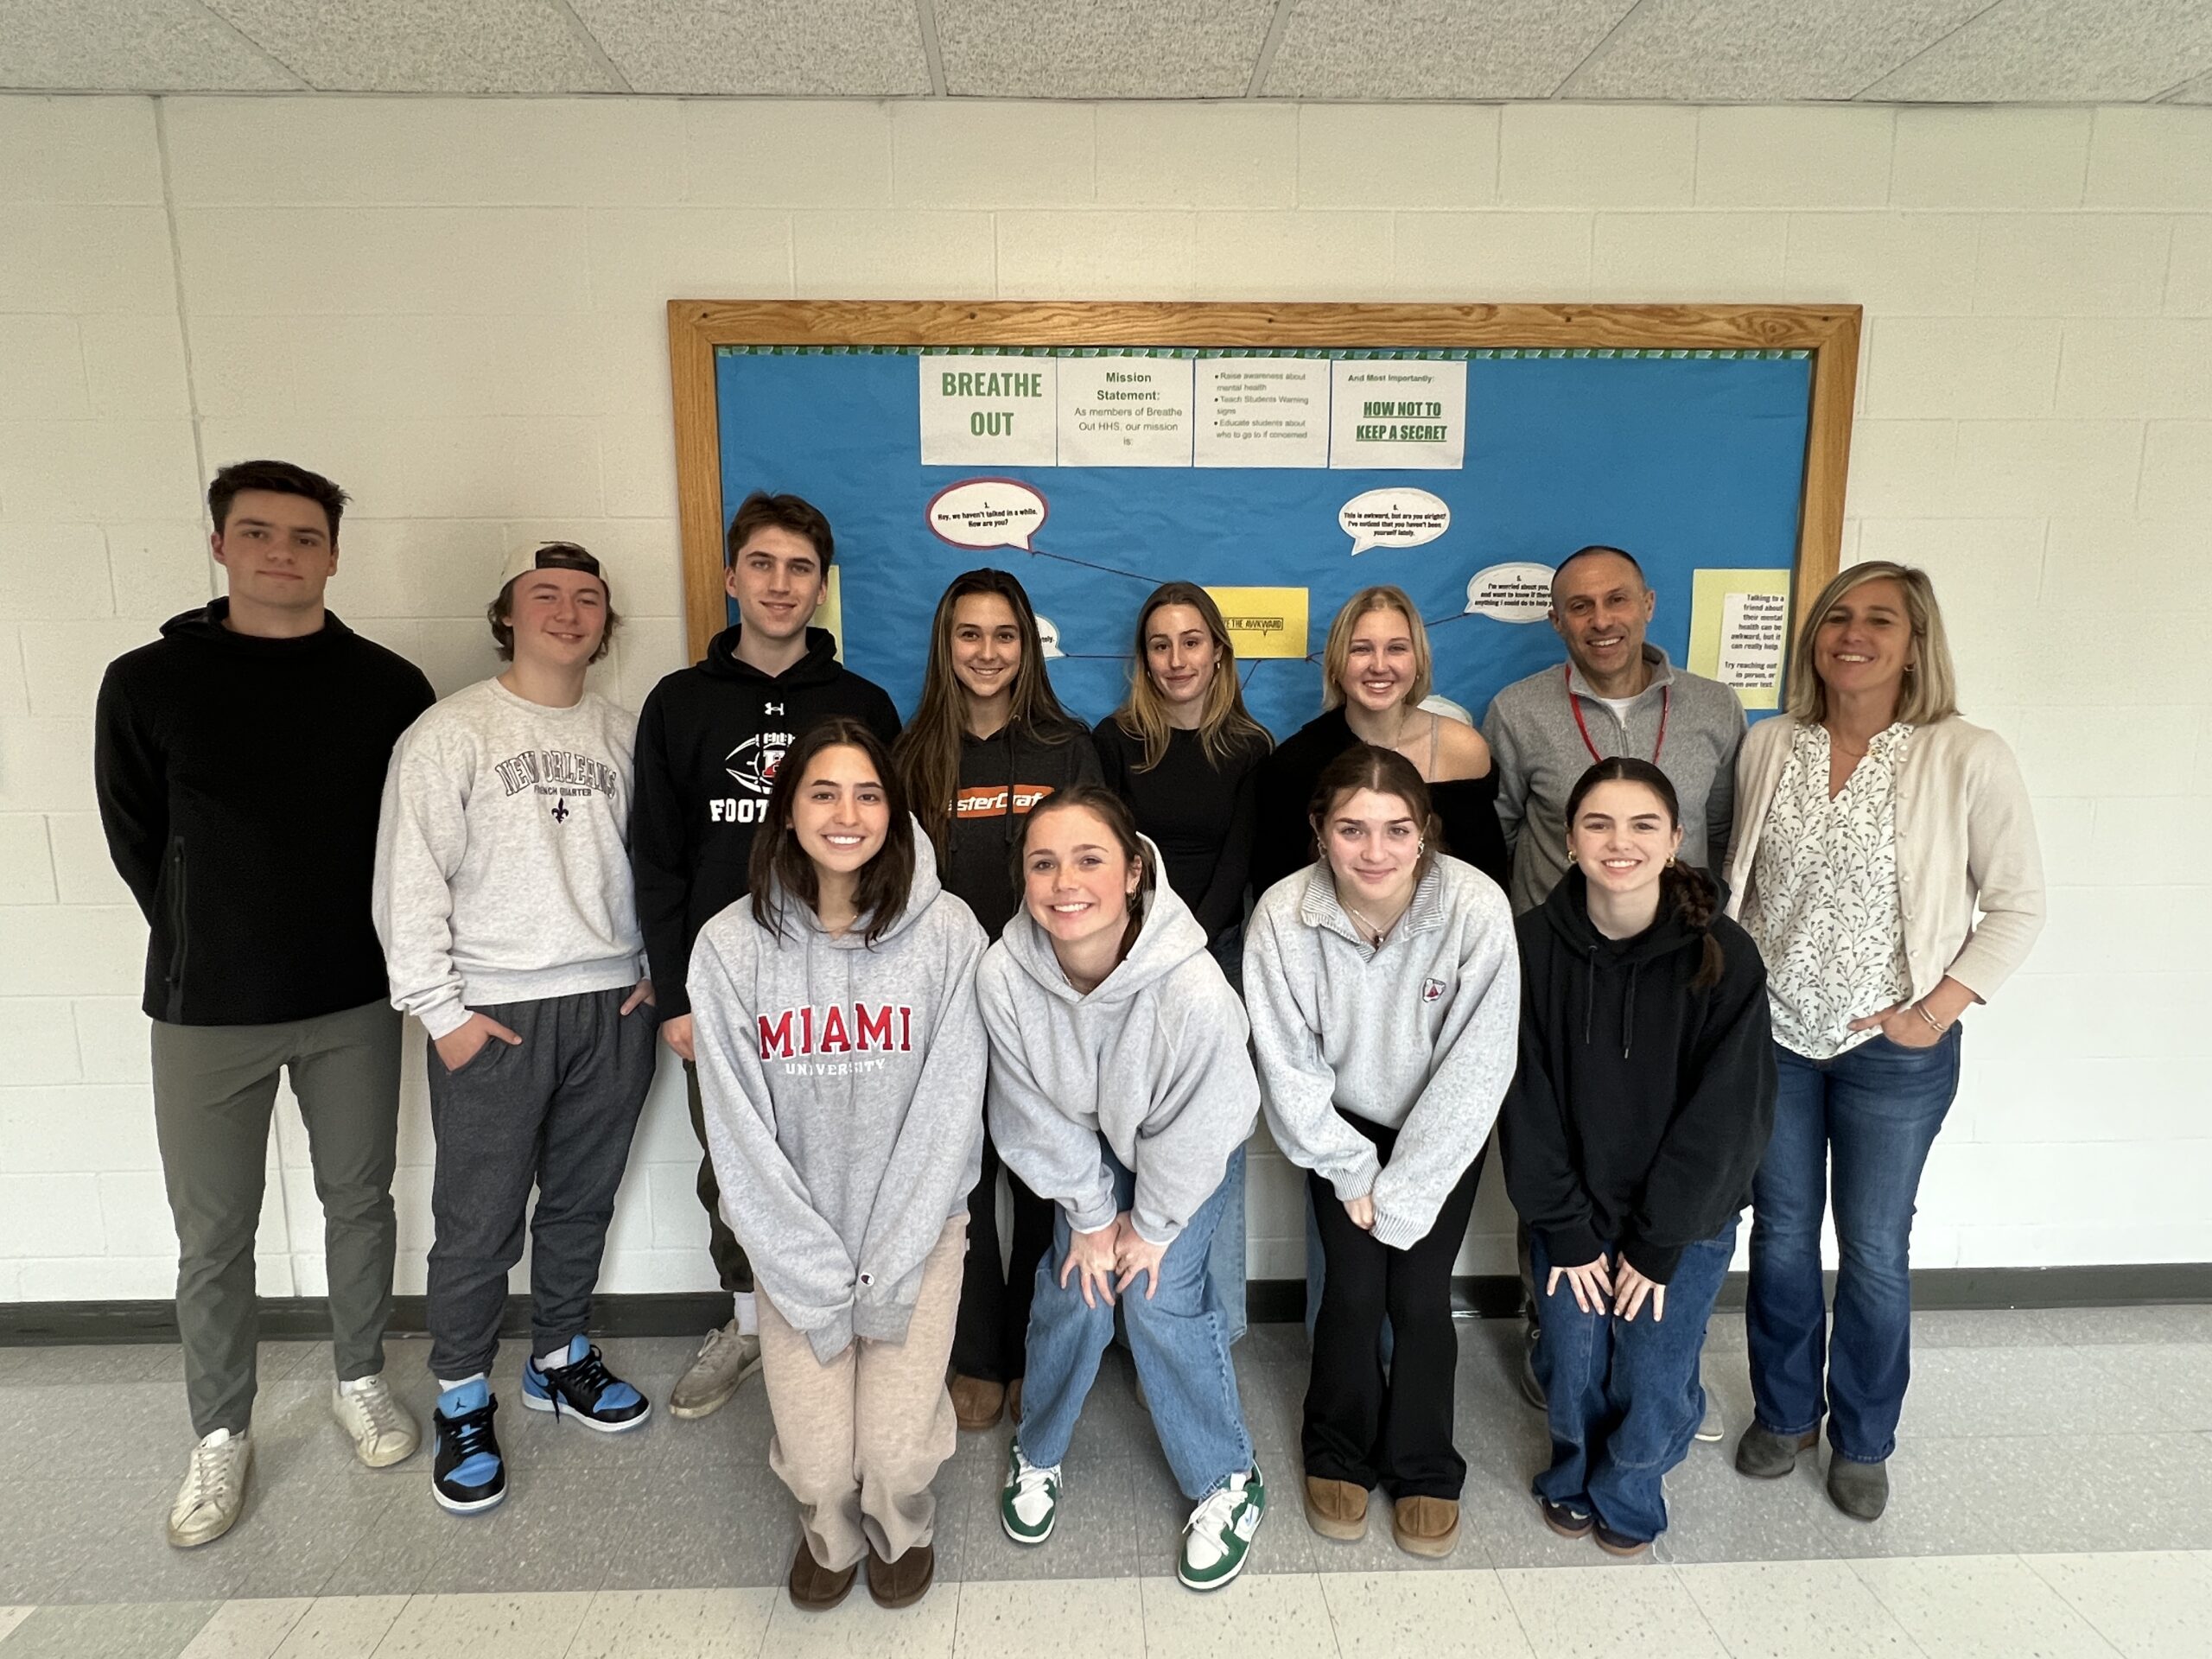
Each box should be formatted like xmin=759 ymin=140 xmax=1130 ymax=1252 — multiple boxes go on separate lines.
xmin=715 ymin=346 xmax=1811 ymax=738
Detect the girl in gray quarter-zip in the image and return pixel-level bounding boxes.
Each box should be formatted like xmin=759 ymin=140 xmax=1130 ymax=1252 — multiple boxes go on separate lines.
xmin=1244 ymin=744 xmax=1517 ymax=1554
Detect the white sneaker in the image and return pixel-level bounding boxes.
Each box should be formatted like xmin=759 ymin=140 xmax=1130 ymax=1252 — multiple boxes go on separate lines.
xmin=999 ymin=1440 xmax=1062 ymax=1545
xmin=168 ymin=1427 xmax=252 ymax=1548
xmin=670 ymin=1320 xmax=761 ymax=1421
xmin=333 ymin=1374 xmax=420 ymax=1467
xmin=1696 ymin=1393 xmax=1725 ymax=1443
xmin=1180 ymin=1465 xmax=1266 ymax=1591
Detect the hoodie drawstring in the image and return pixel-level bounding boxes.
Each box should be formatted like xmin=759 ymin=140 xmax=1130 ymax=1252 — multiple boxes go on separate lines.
xmin=1580 ymin=945 xmax=1595 ymax=1048
xmin=1621 ymin=962 xmax=1639 ymax=1060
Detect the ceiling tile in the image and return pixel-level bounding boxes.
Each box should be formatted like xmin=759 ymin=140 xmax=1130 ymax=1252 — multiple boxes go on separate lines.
xmin=1264 ymin=0 xmax=1634 ymax=100
xmin=205 ymin=0 xmax=618 ymax=92
xmin=1863 ymin=0 xmax=2212 ymax=102
xmin=937 ymin=0 xmax=1275 ymax=98
xmin=571 ymin=0 xmax=929 ymax=96
xmin=1563 ymin=0 xmax=1986 ymax=101
xmin=0 ymin=0 xmax=298 ymax=91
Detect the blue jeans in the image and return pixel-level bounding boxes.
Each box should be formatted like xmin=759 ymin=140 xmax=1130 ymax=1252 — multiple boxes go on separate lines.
xmin=1530 ymin=1220 xmax=1737 ymax=1544
xmin=1020 ymin=1142 xmax=1253 ymax=1500
xmin=1747 ymin=1027 xmax=1962 ymax=1464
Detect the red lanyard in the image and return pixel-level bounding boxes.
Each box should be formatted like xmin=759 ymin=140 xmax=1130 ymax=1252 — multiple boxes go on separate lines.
xmin=1567 ymin=664 xmax=1669 ymax=765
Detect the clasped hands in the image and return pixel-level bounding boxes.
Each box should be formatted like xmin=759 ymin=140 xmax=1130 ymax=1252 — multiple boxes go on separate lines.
xmin=1058 ymin=1211 xmax=1169 ymax=1309
xmin=1547 ymin=1253 xmax=1668 ymax=1323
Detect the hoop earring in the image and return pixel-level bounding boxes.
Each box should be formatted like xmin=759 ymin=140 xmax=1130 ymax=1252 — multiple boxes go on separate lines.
xmin=1417 ymin=839 xmax=1427 ymax=857
xmin=1666 ymin=855 xmax=1677 ymax=868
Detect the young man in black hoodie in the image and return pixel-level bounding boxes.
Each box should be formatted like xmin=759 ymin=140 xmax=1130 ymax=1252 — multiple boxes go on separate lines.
xmin=630 ymin=491 xmax=899 ymax=1420
xmin=95 ymin=460 xmax=436 ymax=1548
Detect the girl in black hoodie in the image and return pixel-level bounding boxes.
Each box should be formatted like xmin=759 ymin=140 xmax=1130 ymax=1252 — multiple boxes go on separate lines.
xmin=894 ymin=569 xmax=1101 ymax=1433
xmin=1502 ymin=758 xmax=1776 ymax=1557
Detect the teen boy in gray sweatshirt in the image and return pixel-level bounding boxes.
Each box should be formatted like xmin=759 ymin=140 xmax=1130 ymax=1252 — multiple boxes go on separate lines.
xmin=372 ymin=543 xmax=658 ymax=1518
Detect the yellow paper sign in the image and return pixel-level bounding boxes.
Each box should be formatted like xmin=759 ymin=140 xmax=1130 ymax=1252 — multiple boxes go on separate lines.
xmin=1688 ymin=567 xmax=1792 ymax=710
xmin=1208 ymin=585 xmax=1310 ymax=660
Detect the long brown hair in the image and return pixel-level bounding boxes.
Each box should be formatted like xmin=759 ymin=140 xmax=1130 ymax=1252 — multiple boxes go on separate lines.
xmin=748 ymin=719 xmax=917 ymax=948
xmin=894 ymin=569 xmax=1084 ymax=862
xmin=1564 ymin=757 xmax=1722 ymax=989
xmin=1020 ymin=784 xmax=1157 ymax=966
xmin=1111 ymin=582 xmax=1273 ymax=772
xmin=1306 ymin=743 xmax=1443 ymax=878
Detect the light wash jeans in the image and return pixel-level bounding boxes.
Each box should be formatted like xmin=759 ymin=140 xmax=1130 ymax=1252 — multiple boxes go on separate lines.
xmin=1020 ymin=1142 xmax=1253 ymax=1500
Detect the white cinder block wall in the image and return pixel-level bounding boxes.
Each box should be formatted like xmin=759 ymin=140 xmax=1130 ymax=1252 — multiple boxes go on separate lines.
xmin=1 ymin=94 xmax=2206 ymax=1305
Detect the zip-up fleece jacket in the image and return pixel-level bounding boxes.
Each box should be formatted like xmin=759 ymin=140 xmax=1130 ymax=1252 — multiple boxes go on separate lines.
xmin=942 ymin=719 xmax=1102 ymax=941
xmin=1244 ymin=855 xmax=1520 ymax=1250
xmin=689 ymin=824 xmax=987 ymax=1363
xmin=630 ymin=626 xmax=899 ymax=1019
xmin=93 ymin=601 xmax=435 ymax=1026
xmin=1502 ymin=868 xmax=1777 ymax=1284
xmin=976 ymin=845 xmax=1259 ymax=1248
xmin=372 ymin=678 xmax=644 ymax=1039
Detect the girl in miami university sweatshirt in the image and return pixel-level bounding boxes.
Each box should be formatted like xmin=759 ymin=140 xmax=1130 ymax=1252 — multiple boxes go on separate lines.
xmin=690 ymin=719 xmax=987 ymax=1614
xmin=980 ymin=788 xmax=1265 ymax=1594
xmin=1243 ymin=743 xmax=1519 ymax=1561
xmin=1502 ymin=758 xmax=1776 ymax=1558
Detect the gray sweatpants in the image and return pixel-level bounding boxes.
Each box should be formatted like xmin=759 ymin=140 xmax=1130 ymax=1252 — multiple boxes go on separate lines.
xmin=151 ymin=999 xmax=403 ymax=1438
xmin=426 ymin=988 xmax=658 ymax=1381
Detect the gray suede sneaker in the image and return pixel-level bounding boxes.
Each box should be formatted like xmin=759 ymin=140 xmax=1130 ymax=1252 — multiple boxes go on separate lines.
xmin=1827 ymin=1453 xmax=1890 ymax=1520
xmin=1734 ymin=1422 xmax=1820 ymax=1479
xmin=670 ymin=1320 xmax=760 ymax=1421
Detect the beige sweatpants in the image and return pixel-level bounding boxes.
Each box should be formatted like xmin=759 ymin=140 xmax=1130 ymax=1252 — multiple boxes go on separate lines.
xmin=758 ymin=1215 xmax=968 ymax=1572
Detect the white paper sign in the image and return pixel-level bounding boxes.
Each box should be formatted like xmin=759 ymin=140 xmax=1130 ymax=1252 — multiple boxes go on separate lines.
xmin=1194 ymin=359 xmax=1332 ymax=468
xmin=1340 ymin=488 xmax=1451 ymax=556
xmin=1056 ymin=358 xmax=1192 ymax=467
xmin=919 ymin=355 xmax=1057 ymax=467
xmin=1716 ymin=590 xmax=1790 ymax=690
xmin=1329 ymin=360 xmax=1466 ymax=471
xmin=1464 ymin=563 xmax=1556 ymax=622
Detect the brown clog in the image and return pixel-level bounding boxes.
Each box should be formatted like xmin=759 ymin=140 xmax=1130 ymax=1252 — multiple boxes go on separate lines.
xmin=786 ymin=1539 xmax=856 ymax=1611
xmin=949 ymin=1373 xmax=1005 ymax=1432
xmin=1303 ymin=1476 xmax=1369 ymax=1540
xmin=867 ymin=1541 xmax=936 ymax=1609
xmin=1392 ymin=1495 xmax=1461 ymax=1559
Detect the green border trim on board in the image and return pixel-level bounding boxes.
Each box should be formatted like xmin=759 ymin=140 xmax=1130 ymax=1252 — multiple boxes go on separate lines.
xmin=717 ymin=345 xmax=1813 ymax=362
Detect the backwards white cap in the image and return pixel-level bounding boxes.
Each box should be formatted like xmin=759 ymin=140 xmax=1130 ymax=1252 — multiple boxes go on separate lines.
xmin=500 ymin=541 xmax=607 ymax=595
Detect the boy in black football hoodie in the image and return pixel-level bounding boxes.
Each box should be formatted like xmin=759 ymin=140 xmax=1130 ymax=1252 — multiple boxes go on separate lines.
xmin=630 ymin=492 xmax=899 ymax=1418
xmin=1502 ymin=759 xmax=1775 ymax=1558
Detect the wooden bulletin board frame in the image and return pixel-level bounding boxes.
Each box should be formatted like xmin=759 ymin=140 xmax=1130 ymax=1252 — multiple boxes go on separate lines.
xmin=667 ymin=301 xmax=1862 ymax=669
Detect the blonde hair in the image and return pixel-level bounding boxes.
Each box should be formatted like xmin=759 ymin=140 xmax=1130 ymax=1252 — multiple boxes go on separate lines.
xmin=1319 ymin=585 xmax=1432 ymax=713
xmin=1785 ymin=561 xmax=1960 ymax=725
xmin=1112 ymin=582 xmax=1272 ymax=772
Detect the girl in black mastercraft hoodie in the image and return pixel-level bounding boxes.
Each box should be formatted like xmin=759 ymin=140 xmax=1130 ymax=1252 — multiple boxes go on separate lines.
xmin=1502 ymin=758 xmax=1776 ymax=1558
xmin=893 ymin=569 xmax=1100 ymax=1432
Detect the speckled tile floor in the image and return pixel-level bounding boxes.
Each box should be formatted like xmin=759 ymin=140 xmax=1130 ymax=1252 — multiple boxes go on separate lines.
xmin=3 ymin=1308 xmax=2208 ymax=1656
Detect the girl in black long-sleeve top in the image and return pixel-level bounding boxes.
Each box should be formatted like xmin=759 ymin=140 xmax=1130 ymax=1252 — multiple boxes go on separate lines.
xmin=1502 ymin=757 xmax=1776 ymax=1558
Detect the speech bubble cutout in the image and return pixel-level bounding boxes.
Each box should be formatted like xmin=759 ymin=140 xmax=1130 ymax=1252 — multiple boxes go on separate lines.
xmin=1340 ymin=488 xmax=1451 ymax=556
xmin=927 ymin=478 xmax=1048 ymax=553
xmin=1035 ymin=615 xmax=1065 ymax=659
xmin=1463 ymin=562 xmax=1556 ymax=624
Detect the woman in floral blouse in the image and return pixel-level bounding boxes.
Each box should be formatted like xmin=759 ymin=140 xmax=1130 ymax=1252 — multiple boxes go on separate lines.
xmin=1720 ymin=562 xmax=2044 ymax=1522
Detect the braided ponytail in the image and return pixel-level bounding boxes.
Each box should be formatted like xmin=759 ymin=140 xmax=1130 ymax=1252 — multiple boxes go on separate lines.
xmin=1661 ymin=860 xmax=1725 ymax=989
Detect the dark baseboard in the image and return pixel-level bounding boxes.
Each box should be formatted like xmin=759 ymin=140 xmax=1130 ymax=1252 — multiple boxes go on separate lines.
xmin=5 ymin=1264 xmax=2209 ymax=1347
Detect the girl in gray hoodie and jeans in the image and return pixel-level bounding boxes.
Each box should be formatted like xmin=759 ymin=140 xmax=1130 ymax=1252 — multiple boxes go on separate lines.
xmin=980 ymin=787 xmax=1266 ymax=1592
xmin=691 ymin=720 xmax=987 ymax=1614
xmin=1245 ymin=745 xmax=1519 ymax=1560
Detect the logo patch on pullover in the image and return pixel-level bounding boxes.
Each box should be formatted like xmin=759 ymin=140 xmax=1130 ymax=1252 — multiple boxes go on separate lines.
xmin=955 ymin=784 xmax=1058 ymax=819
xmin=758 ymin=1002 xmax=915 ymax=1060
xmin=1421 ymin=976 xmax=1447 ymax=1003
